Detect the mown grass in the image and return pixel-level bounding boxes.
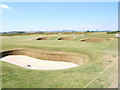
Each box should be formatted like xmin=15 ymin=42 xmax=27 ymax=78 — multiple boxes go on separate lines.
xmin=2 ymin=61 xmax=104 ymax=88
xmin=1 ymin=34 xmax=118 ymax=88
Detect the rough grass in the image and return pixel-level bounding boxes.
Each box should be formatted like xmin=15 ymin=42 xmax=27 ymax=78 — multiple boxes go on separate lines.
xmin=1 ymin=34 xmax=118 ymax=88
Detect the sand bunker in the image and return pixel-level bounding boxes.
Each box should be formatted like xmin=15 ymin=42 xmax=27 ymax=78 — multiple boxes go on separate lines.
xmin=1 ymin=49 xmax=88 ymax=65
xmin=0 ymin=55 xmax=78 ymax=70
xmin=80 ymin=38 xmax=104 ymax=42
xmin=58 ymin=37 xmax=73 ymax=40
xmin=37 ymin=36 xmax=52 ymax=40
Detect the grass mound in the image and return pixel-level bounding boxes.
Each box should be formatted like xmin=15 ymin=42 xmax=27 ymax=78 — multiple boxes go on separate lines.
xmin=58 ymin=37 xmax=73 ymax=40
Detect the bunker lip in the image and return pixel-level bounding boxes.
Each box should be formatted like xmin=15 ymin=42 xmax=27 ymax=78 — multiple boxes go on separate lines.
xmin=1 ymin=55 xmax=79 ymax=70
xmin=0 ymin=49 xmax=89 ymax=65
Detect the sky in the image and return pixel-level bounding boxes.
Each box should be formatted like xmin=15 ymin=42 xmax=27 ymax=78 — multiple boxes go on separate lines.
xmin=1 ymin=2 xmax=118 ymax=32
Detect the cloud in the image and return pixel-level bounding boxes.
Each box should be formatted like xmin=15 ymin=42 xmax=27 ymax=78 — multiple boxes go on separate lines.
xmin=1 ymin=4 xmax=10 ymax=9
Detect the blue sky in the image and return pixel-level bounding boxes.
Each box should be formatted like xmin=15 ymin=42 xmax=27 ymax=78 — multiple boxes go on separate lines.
xmin=2 ymin=2 xmax=118 ymax=32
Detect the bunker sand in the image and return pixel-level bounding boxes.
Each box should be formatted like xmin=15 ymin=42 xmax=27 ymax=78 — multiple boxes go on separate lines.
xmin=58 ymin=37 xmax=74 ymax=40
xmin=0 ymin=55 xmax=79 ymax=70
xmin=36 ymin=36 xmax=52 ymax=40
xmin=80 ymin=38 xmax=112 ymax=42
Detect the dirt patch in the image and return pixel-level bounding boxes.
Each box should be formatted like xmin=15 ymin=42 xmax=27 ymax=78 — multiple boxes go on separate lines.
xmin=80 ymin=38 xmax=104 ymax=42
xmin=37 ymin=36 xmax=52 ymax=40
xmin=58 ymin=37 xmax=73 ymax=40
xmin=0 ymin=49 xmax=89 ymax=65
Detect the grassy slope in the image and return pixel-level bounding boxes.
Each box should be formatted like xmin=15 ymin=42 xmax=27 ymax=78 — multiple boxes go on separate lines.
xmin=1 ymin=34 xmax=118 ymax=88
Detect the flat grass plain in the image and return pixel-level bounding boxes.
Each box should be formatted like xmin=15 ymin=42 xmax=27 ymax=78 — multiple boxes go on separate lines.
xmin=1 ymin=33 xmax=118 ymax=88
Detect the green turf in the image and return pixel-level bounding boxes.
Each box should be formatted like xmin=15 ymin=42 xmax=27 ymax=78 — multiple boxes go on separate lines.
xmin=1 ymin=34 xmax=118 ymax=88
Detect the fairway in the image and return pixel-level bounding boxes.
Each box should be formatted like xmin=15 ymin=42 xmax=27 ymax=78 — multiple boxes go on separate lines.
xmin=1 ymin=34 xmax=118 ymax=88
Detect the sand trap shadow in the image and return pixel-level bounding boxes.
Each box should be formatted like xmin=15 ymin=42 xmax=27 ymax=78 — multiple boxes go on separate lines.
xmin=0 ymin=49 xmax=20 ymax=58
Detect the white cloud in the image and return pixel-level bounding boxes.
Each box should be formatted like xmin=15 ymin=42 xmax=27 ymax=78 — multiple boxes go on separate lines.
xmin=1 ymin=4 xmax=10 ymax=9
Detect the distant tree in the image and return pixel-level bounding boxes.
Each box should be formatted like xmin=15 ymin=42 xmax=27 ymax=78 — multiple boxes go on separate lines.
xmin=86 ymin=30 xmax=90 ymax=32
xmin=107 ymin=31 xmax=119 ymax=34
xmin=3 ymin=32 xmax=7 ymax=34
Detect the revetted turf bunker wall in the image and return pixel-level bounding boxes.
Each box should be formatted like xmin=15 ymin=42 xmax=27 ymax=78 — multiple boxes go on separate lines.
xmin=0 ymin=49 xmax=89 ymax=65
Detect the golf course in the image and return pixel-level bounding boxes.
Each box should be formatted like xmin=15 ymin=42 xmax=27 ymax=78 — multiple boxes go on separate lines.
xmin=0 ymin=33 xmax=118 ymax=88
